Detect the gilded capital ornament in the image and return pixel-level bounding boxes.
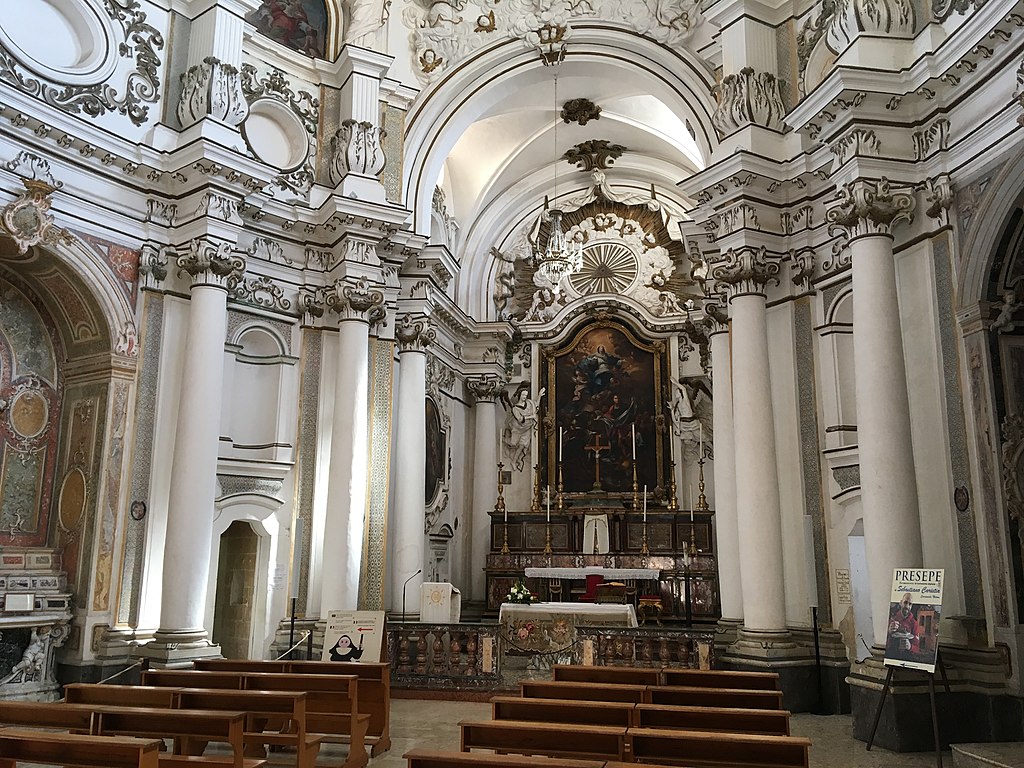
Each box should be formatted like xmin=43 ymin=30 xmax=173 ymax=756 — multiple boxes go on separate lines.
xmin=466 ymin=375 xmax=506 ymax=402
xmin=176 ymin=239 xmax=246 ymax=289
xmin=325 ymin=277 xmax=386 ymax=325
xmin=825 ymin=177 xmax=915 ymax=239
xmin=395 ymin=313 xmax=436 ymax=352
xmin=708 ymin=246 xmax=780 ymax=299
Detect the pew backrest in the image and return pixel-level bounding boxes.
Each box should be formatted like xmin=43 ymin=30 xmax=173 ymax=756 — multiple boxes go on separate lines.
xmin=404 ymin=748 xmax=606 ymax=768
xmin=0 ymin=728 xmax=161 ymax=768
xmin=490 ymin=697 xmax=633 ymax=728
xmin=519 ymin=680 xmax=648 ymax=703
xmin=632 ymin=703 xmax=791 ymax=736
xmin=64 ymin=683 xmax=178 ymax=708
xmin=661 ymin=668 xmax=781 ymax=691
xmin=648 ymin=685 xmax=785 ymax=710
xmin=627 ymin=727 xmax=811 ymax=768
xmin=550 ymin=665 xmax=661 ymax=686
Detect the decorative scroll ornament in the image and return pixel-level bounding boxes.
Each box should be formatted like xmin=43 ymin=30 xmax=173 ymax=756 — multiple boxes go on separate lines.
xmin=564 ymin=140 xmax=626 ymax=171
xmin=561 ymin=98 xmax=601 ymax=125
xmin=830 ymin=128 xmax=881 ymax=165
xmin=228 ymin=274 xmax=293 ymax=312
xmin=923 ymin=174 xmax=953 ymax=226
xmin=825 ymin=177 xmax=915 ymax=238
xmin=138 ymin=243 xmax=170 ymax=288
xmin=712 ymin=68 xmax=787 ymax=136
xmin=0 ymin=179 xmax=73 ymax=254
xmin=702 ymin=300 xmax=729 ymax=335
xmin=466 ymin=375 xmax=507 ymax=401
xmin=298 ymin=286 xmax=327 ymax=325
xmin=177 ymin=57 xmax=248 ymax=128
xmin=790 ymin=247 xmax=815 ymax=290
xmin=395 ymin=313 xmax=437 ymax=352
xmin=176 ymin=240 xmax=246 ymax=288
xmin=932 ymin=0 xmax=983 ymax=21
xmin=325 ymin=277 xmax=387 ymax=325
xmin=2 ymin=152 xmax=62 ymax=188
xmin=825 ymin=0 xmax=914 ymax=54
xmin=708 ymin=246 xmax=781 ymax=298
xmin=329 ymin=120 xmax=386 ymax=183
xmin=0 ymin=0 xmax=163 ymax=127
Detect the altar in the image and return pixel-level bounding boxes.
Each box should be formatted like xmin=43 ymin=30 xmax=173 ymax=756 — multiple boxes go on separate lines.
xmin=499 ymin=601 xmax=638 ymax=655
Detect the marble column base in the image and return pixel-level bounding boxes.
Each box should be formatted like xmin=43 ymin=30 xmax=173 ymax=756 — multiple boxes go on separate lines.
xmin=850 ymin=644 xmax=1024 ymax=751
xmin=719 ymin=627 xmax=849 ymax=713
xmin=268 ymin=617 xmax=320 ymax=660
xmin=135 ymin=629 xmax=221 ymax=668
xmin=714 ymin=618 xmax=742 ymax=653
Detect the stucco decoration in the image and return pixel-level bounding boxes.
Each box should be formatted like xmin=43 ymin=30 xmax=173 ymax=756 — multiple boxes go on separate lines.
xmin=0 ymin=179 xmax=73 ymax=256
xmin=401 ymin=0 xmax=703 ymax=84
xmin=0 ymin=0 xmax=163 ymax=127
xmin=712 ymin=68 xmax=787 ymax=136
xmin=424 ymin=355 xmax=453 ymax=533
xmin=177 ymin=57 xmax=249 ymax=128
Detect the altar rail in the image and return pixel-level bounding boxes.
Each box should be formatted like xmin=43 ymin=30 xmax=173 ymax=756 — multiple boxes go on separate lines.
xmin=385 ymin=623 xmax=714 ymax=691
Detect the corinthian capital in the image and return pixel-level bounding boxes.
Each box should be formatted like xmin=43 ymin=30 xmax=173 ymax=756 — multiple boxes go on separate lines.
xmin=395 ymin=313 xmax=436 ymax=352
xmin=176 ymin=240 xmax=246 ymax=289
xmin=712 ymin=68 xmax=787 ymax=136
xmin=825 ymin=177 xmax=915 ymax=239
xmin=702 ymin=301 xmax=730 ymax=335
xmin=177 ymin=57 xmax=249 ymax=128
xmin=709 ymin=246 xmax=780 ymax=299
xmin=325 ymin=277 xmax=386 ymax=325
xmin=329 ymin=120 xmax=386 ymax=183
xmin=466 ymin=375 xmax=506 ymax=402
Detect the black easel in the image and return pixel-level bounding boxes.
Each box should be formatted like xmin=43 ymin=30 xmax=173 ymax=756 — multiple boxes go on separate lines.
xmin=866 ymin=649 xmax=950 ymax=768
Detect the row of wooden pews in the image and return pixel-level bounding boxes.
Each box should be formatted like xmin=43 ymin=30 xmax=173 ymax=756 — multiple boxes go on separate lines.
xmin=0 ymin=659 xmax=390 ymax=768
xmin=404 ymin=663 xmax=810 ymax=768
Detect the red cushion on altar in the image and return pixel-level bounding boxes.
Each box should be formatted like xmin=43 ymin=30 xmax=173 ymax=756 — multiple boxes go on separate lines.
xmin=578 ymin=574 xmax=604 ymax=602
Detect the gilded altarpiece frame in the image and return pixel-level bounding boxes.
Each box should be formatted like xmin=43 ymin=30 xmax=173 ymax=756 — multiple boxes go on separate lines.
xmin=543 ymin=320 xmax=669 ymax=495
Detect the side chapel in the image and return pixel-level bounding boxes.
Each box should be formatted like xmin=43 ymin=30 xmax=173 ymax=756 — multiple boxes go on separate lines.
xmin=0 ymin=0 xmax=1023 ymax=751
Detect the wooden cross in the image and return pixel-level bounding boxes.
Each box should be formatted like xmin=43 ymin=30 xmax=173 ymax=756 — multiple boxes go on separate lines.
xmin=584 ymin=433 xmax=609 ymax=490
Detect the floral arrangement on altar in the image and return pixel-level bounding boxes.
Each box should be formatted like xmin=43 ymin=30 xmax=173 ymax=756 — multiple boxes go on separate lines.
xmin=505 ymin=580 xmax=535 ymax=604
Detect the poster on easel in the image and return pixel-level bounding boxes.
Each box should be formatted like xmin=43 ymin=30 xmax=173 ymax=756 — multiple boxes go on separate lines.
xmin=321 ymin=610 xmax=385 ymax=663
xmin=884 ymin=568 xmax=943 ymax=673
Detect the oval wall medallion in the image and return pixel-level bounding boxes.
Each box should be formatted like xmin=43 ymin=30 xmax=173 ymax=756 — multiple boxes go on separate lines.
xmin=242 ymin=99 xmax=309 ymax=172
xmin=0 ymin=0 xmax=118 ymax=87
xmin=9 ymin=389 xmax=48 ymax=439
xmin=58 ymin=467 xmax=88 ymax=532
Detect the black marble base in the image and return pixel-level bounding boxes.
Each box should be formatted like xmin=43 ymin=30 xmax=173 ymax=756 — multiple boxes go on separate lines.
xmin=719 ymin=657 xmax=850 ymax=714
xmin=851 ymin=684 xmax=1024 ymax=751
xmin=56 ymin=661 xmax=143 ymax=686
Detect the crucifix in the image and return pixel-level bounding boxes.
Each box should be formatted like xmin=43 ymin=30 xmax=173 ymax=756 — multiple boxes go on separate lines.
xmin=584 ymin=433 xmax=610 ymax=490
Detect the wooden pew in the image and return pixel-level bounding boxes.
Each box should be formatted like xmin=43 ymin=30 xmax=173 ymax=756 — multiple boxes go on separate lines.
xmin=141 ymin=669 xmax=369 ymax=768
xmin=490 ymin=697 xmax=633 ymax=728
xmin=550 ymin=665 xmax=662 ymax=686
xmin=404 ymin=748 xmax=606 ymax=768
xmin=626 ymin=728 xmax=811 ymax=767
xmin=519 ymin=681 xmax=648 ymax=703
xmin=64 ymin=684 xmax=179 ymax=708
xmin=661 ymin=668 xmax=781 ymax=691
xmin=648 ymin=685 xmax=784 ymax=710
xmin=632 ymin=703 xmax=791 ymax=736
xmin=195 ymin=658 xmax=392 ymax=756
xmin=0 ymin=728 xmax=161 ymax=768
xmin=459 ymin=720 xmax=627 ymax=761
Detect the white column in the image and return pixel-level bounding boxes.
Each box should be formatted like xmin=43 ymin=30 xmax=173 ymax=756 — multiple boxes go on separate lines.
xmin=713 ymin=246 xmax=786 ymax=633
xmin=466 ymin=377 xmax=503 ymax=604
xmin=390 ymin=315 xmax=435 ymax=618
xmin=707 ymin=311 xmax=743 ymax=622
xmin=829 ymin=179 xmax=923 ymax=646
xmin=156 ymin=240 xmax=245 ymax=645
xmin=320 ymin=278 xmax=385 ymax=615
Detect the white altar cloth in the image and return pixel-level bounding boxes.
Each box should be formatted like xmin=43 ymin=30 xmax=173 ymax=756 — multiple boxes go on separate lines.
xmin=524 ymin=567 xmax=660 ymax=580
xmin=499 ymin=601 xmax=638 ymax=628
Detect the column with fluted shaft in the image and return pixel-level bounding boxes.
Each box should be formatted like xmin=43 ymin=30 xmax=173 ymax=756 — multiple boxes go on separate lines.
xmin=319 ymin=278 xmax=385 ymax=616
xmin=390 ymin=314 xmax=435 ymax=618
xmin=711 ymin=246 xmax=788 ymax=639
xmin=826 ymin=178 xmax=923 ymax=646
xmin=705 ymin=303 xmax=743 ymax=639
xmin=153 ymin=240 xmax=245 ymax=658
xmin=466 ymin=376 xmax=504 ymax=603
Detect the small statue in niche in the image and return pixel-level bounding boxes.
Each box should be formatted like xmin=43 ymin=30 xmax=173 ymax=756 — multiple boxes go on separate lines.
xmin=992 ymin=288 xmax=1022 ymax=334
xmin=669 ymin=377 xmax=713 ymax=461
xmin=501 ymin=383 xmax=546 ymax=472
xmin=1 ymin=628 xmax=45 ymax=684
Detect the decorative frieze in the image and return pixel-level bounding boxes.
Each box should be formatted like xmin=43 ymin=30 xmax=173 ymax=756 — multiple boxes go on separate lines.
xmin=194 ymin=191 xmax=242 ymax=224
xmin=712 ymin=68 xmax=787 ymax=136
xmin=709 ymin=246 xmax=781 ymax=298
xmin=176 ymin=239 xmax=246 ymax=289
xmin=829 ymin=128 xmax=881 ymax=164
xmin=913 ymin=119 xmax=951 ymax=160
xmin=325 ymin=277 xmax=386 ymax=325
xmin=329 ymin=120 xmax=386 ymax=183
xmin=395 ymin=314 xmax=436 ymax=352
xmin=825 ymin=177 xmax=915 ymax=239
xmin=177 ymin=57 xmax=248 ymax=128
xmin=145 ymin=200 xmax=177 ymax=227
xmin=228 ymin=275 xmax=292 ymax=312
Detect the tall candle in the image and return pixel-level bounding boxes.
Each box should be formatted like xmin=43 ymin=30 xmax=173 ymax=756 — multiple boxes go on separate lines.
xmin=689 ymin=484 xmax=694 ymax=517
xmin=559 ymin=427 xmax=563 ymax=462
xmin=504 ymin=506 xmax=508 ymax=523
xmin=643 ymin=484 xmax=647 ymax=523
xmin=632 ymin=424 xmax=636 ymax=459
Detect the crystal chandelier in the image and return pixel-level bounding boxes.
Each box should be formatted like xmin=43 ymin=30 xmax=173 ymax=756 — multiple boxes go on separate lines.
xmin=531 ymin=45 xmax=583 ymax=292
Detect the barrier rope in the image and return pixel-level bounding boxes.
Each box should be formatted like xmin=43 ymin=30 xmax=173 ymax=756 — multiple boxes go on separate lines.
xmin=273 ymin=630 xmax=312 ymax=660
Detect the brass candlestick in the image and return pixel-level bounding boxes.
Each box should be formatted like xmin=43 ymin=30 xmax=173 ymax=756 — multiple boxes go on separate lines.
xmin=557 ymin=462 xmax=565 ymax=513
xmin=696 ymin=456 xmax=709 ymax=512
xmin=530 ymin=464 xmax=542 ymax=515
xmin=544 ymin=524 xmax=553 ymax=554
xmin=496 ymin=462 xmax=510 ymax=554
xmin=640 ymin=522 xmax=650 ymax=555
xmin=631 ymin=458 xmax=640 ymax=512
xmin=667 ymin=460 xmax=679 ymax=512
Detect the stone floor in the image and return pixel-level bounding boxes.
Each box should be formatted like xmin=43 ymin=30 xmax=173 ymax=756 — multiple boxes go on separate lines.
xmin=341 ymin=698 xmax=952 ymax=768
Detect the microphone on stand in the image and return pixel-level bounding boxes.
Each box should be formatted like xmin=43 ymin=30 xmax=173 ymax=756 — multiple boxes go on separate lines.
xmin=401 ymin=569 xmax=423 ymax=624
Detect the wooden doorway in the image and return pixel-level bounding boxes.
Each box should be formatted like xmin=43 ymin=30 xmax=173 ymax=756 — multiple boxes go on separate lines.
xmin=213 ymin=521 xmax=259 ymax=659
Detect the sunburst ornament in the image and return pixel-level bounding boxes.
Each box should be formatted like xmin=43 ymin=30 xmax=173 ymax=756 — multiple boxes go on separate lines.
xmin=569 ymin=242 xmax=639 ymax=295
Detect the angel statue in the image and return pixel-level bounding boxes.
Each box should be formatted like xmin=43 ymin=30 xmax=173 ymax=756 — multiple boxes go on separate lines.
xmin=669 ymin=377 xmax=713 ymax=462
xmin=501 ymin=383 xmax=546 ymax=472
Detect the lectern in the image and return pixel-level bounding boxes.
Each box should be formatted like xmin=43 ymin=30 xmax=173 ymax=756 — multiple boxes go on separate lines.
xmin=420 ymin=582 xmax=462 ymax=622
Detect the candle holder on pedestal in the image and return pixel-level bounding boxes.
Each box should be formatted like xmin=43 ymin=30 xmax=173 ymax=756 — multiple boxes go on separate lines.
xmin=556 ymin=463 xmax=565 ymax=513
xmin=696 ymin=456 xmax=710 ymax=512
xmin=530 ymin=464 xmax=541 ymax=516
xmin=544 ymin=522 xmax=553 ymax=555
xmin=631 ymin=459 xmax=640 ymax=512
xmin=667 ymin=460 xmax=679 ymax=512
xmin=495 ymin=462 xmax=509 ymax=554
xmin=640 ymin=521 xmax=649 ymax=555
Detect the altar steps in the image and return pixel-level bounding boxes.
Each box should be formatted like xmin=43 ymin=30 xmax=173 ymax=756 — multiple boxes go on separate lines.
xmin=952 ymin=743 xmax=1024 ymax=768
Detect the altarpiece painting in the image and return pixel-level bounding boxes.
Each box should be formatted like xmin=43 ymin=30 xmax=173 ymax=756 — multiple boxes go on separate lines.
xmin=543 ymin=320 xmax=669 ymax=495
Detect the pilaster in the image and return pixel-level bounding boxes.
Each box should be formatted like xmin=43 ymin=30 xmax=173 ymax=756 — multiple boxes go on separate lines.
xmin=466 ymin=375 xmax=506 ymax=604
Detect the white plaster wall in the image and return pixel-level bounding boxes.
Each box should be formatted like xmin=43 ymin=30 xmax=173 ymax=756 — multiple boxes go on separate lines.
xmin=896 ymin=241 xmax=964 ymax=616
xmin=767 ymin=302 xmax=811 ymax=626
